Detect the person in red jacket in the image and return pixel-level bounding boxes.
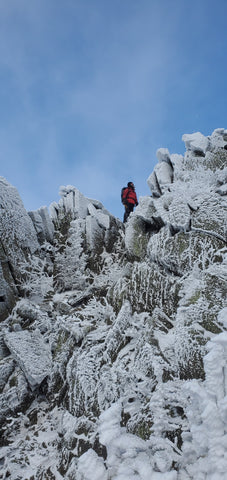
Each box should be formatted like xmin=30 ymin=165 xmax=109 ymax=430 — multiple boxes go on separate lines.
xmin=122 ymin=182 xmax=138 ymax=223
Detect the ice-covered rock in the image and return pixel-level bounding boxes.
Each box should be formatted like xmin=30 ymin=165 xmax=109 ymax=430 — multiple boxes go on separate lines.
xmin=87 ymin=202 xmax=110 ymax=229
xmin=0 ymin=259 xmax=18 ymax=322
xmin=147 ymin=148 xmax=173 ymax=196
xmin=182 ymin=131 xmax=210 ymax=155
xmin=53 ymin=185 xmax=91 ymax=220
xmin=0 ymin=177 xmax=40 ymax=320
xmin=4 ymin=330 xmax=51 ymax=388
xmin=156 ymin=147 xmax=171 ymax=164
xmin=210 ymin=128 xmax=227 ymax=148
xmin=73 ymin=449 xmax=108 ymax=480
xmin=86 ymin=215 xmax=104 ymax=253
xmin=0 ymin=128 xmax=226 ymax=480
xmin=28 ymin=206 xmax=54 ymax=243
xmin=0 ymin=177 xmax=39 ymax=260
xmin=182 ymin=327 xmax=227 ymax=479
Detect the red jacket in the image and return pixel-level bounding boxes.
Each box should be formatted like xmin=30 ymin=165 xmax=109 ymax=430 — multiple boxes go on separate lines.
xmin=122 ymin=187 xmax=138 ymax=205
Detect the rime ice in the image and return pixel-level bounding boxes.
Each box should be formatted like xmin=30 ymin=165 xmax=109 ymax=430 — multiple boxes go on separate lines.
xmin=0 ymin=129 xmax=226 ymax=479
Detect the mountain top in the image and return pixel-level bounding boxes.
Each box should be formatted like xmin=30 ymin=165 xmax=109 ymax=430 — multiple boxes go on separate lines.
xmin=0 ymin=128 xmax=226 ymax=479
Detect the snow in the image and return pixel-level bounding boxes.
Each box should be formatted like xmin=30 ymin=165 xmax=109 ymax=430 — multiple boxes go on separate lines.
xmin=0 ymin=176 xmax=39 ymax=256
xmin=58 ymin=185 xmax=91 ymax=218
xmin=182 ymin=328 xmax=227 ymax=479
xmin=4 ymin=329 xmax=52 ymax=388
xmin=156 ymin=148 xmax=171 ymax=164
xmin=182 ymin=132 xmax=210 ymax=154
xmin=86 ymin=215 xmax=104 ymax=251
xmin=0 ymin=128 xmax=226 ymax=479
xmin=76 ymin=449 xmax=108 ymax=480
xmin=155 ymin=161 xmax=173 ymax=186
xmin=29 ymin=206 xmax=54 ymax=243
xmin=88 ymin=202 xmax=110 ymax=229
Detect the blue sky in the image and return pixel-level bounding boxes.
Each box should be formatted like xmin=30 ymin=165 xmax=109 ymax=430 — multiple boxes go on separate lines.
xmin=0 ymin=0 xmax=226 ymax=220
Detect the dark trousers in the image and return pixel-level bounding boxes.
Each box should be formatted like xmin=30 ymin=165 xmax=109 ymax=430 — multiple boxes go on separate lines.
xmin=123 ymin=203 xmax=134 ymax=223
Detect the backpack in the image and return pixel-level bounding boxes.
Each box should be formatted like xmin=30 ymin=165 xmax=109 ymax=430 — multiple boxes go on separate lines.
xmin=121 ymin=187 xmax=127 ymax=204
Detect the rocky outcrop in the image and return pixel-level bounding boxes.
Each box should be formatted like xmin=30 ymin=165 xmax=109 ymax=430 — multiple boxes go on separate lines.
xmin=0 ymin=177 xmax=40 ymax=321
xmin=50 ymin=185 xmax=121 ymax=254
xmin=0 ymin=129 xmax=226 ymax=479
xmin=28 ymin=206 xmax=54 ymax=244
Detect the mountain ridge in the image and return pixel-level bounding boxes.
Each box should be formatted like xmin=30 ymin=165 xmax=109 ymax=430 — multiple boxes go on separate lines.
xmin=0 ymin=128 xmax=226 ymax=479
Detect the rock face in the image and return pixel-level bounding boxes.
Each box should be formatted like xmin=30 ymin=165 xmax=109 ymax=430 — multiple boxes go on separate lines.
xmin=0 ymin=177 xmax=40 ymax=320
xmin=0 ymin=129 xmax=226 ymax=479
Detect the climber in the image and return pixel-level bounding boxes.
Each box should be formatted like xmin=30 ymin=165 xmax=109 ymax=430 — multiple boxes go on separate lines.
xmin=122 ymin=182 xmax=138 ymax=223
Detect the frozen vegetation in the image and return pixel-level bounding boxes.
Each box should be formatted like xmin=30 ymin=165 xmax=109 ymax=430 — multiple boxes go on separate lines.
xmin=0 ymin=128 xmax=227 ymax=479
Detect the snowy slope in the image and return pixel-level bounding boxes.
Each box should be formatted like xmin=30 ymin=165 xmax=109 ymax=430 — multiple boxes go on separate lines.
xmin=0 ymin=129 xmax=226 ymax=479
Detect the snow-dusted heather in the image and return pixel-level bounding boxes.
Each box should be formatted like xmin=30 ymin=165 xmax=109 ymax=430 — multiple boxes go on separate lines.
xmin=0 ymin=129 xmax=226 ymax=479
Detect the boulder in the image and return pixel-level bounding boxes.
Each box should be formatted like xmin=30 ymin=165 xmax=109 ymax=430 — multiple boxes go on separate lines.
xmin=4 ymin=330 xmax=52 ymax=389
xmin=182 ymin=132 xmax=210 ymax=155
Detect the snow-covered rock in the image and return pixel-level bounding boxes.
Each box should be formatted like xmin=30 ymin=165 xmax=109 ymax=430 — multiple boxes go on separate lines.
xmin=182 ymin=131 xmax=210 ymax=155
xmin=28 ymin=206 xmax=54 ymax=243
xmin=0 ymin=128 xmax=226 ymax=480
xmin=4 ymin=330 xmax=51 ymax=388
xmin=147 ymin=148 xmax=173 ymax=196
xmin=0 ymin=177 xmax=39 ymax=260
xmin=0 ymin=177 xmax=40 ymax=320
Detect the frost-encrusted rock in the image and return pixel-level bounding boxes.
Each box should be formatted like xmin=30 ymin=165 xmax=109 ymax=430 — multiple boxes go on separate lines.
xmin=216 ymin=183 xmax=227 ymax=196
xmin=104 ymin=301 xmax=132 ymax=361
xmin=0 ymin=129 xmax=226 ymax=479
xmin=0 ymin=177 xmax=40 ymax=320
xmin=182 ymin=328 xmax=227 ymax=478
xmin=28 ymin=206 xmax=54 ymax=243
xmin=0 ymin=259 xmax=18 ymax=322
xmin=86 ymin=215 xmax=104 ymax=253
xmin=4 ymin=330 xmax=51 ymax=388
xmin=88 ymin=203 xmax=110 ymax=229
xmin=0 ymin=177 xmax=39 ymax=263
xmin=210 ymin=128 xmax=227 ymax=148
xmin=182 ymin=131 xmax=210 ymax=155
xmin=0 ymin=358 xmax=14 ymax=391
xmin=147 ymin=170 xmax=162 ymax=197
xmin=50 ymin=185 xmax=91 ymax=222
xmin=147 ymin=148 xmax=173 ymax=197
xmin=0 ymin=366 xmax=29 ymax=425
xmin=156 ymin=147 xmax=172 ymax=164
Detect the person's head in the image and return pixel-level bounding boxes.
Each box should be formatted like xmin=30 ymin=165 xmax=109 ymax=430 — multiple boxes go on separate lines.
xmin=128 ymin=182 xmax=135 ymax=189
